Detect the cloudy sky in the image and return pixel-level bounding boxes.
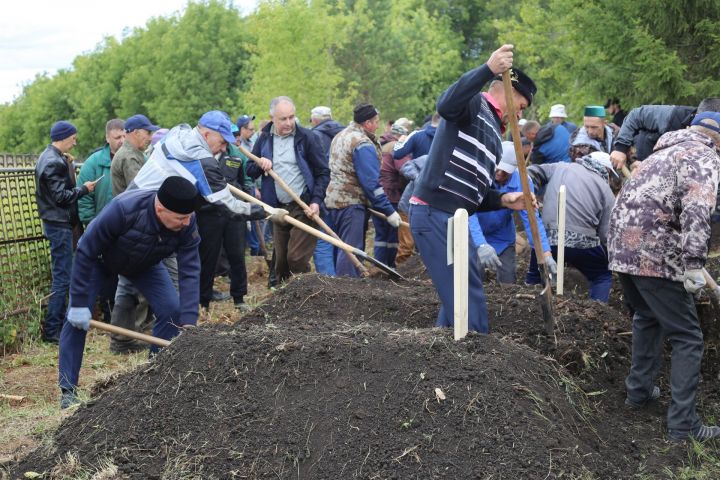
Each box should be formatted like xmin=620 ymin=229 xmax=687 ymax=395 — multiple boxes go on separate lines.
xmin=0 ymin=0 xmax=257 ymax=104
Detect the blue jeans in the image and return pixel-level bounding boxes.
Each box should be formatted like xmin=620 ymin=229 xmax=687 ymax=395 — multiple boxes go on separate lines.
xmin=372 ymin=203 xmax=399 ymax=268
xmin=526 ymin=245 xmax=612 ymax=303
xmin=329 ymin=205 xmax=368 ymax=278
xmin=313 ymin=212 xmax=336 ymax=276
xmin=59 ymin=262 xmax=180 ymax=391
xmin=409 ymin=204 xmax=489 ymax=333
xmin=43 ymin=222 xmax=74 ymax=338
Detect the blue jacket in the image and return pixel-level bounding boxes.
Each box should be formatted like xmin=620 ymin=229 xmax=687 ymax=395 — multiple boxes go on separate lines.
xmin=531 ymin=123 xmax=571 ymax=164
xmin=393 ymin=125 xmax=436 ymax=159
xmin=247 ymin=122 xmax=329 ymax=208
xmin=469 ymin=171 xmax=550 ymax=254
xmin=312 ymin=119 xmax=345 ymax=158
xmin=70 ymin=189 xmax=201 ymax=326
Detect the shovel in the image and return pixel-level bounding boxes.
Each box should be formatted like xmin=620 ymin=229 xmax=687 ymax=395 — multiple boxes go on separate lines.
xmin=227 ymin=184 xmax=406 ymax=280
xmin=368 ymin=208 xmax=411 ymax=228
xmin=89 ymin=320 xmax=170 ymax=348
xmin=702 ymin=268 xmax=720 ymax=310
xmin=502 ymin=70 xmax=555 ymax=335
xmin=238 ymin=145 xmax=368 ymax=275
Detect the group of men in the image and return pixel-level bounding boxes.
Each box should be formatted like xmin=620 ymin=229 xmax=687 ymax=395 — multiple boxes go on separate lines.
xmin=34 ymin=42 xmax=720 ymax=442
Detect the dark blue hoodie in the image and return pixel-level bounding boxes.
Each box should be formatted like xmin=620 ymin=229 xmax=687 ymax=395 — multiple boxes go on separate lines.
xmin=312 ymin=119 xmax=345 ymax=158
xmin=393 ymin=125 xmax=437 ymax=160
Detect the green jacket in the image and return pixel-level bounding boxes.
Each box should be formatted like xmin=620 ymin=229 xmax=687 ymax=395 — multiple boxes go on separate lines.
xmin=77 ymin=144 xmax=114 ymax=226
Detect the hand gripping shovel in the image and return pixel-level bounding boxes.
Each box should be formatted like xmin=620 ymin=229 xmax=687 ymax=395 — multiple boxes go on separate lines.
xmin=502 ymin=70 xmax=555 ymax=335
xmin=702 ymin=268 xmax=720 ymax=311
xmin=238 ymin=145 xmax=369 ymax=276
xmin=227 ymin=184 xmax=406 ymax=281
xmin=368 ymin=208 xmax=411 ymax=228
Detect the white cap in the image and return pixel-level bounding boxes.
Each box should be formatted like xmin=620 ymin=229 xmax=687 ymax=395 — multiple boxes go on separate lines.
xmin=518 ymin=118 xmax=528 ymax=127
xmin=549 ymin=104 xmax=568 ymax=118
xmin=589 ymin=151 xmax=618 ymax=177
xmin=311 ymin=106 xmax=332 ymax=117
xmin=497 ymin=141 xmax=518 ymax=174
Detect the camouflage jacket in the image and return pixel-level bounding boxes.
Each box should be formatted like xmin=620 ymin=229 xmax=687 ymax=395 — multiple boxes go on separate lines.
xmin=325 ymin=122 xmax=382 ymax=209
xmin=608 ymin=129 xmax=720 ymax=281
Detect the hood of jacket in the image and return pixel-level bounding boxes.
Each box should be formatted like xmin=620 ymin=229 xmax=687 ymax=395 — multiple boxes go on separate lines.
xmin=653 ymin=128 xmax=717 ymax=153
xmin=164 ymin=124 xmax=213 ymax=162
xmin=314 ymin=119 xmax=345 ymax=138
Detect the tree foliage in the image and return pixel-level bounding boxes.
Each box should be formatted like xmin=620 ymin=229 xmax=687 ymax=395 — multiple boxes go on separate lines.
xmin=1 ymin=0 xmax=719 ymax=155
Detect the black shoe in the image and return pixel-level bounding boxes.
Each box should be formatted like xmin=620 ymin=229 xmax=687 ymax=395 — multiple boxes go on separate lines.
xmin=60 ymin=389 xmax=80 ymax=409
xmin=110 ymin=339 xmax=148 ymax=355
xmin=212 ymin=289 xmax=230 ymax=302
xmin=42 ymin=333 xmax=60 ymax=344
xmin=625 ymin=386 xmax=660 ymax=408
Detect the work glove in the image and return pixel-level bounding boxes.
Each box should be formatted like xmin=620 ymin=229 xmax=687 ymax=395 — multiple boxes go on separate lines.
xmin=247 ymin=203 xmax=267 ymax=221
xmin=67 ymin=307 xmax=92 ymax=331
xmin=683 ymin=269 xmax=706 ymax=294
xmin=543 ymin=255 xmax=557 ymax=275
xmin=476 ymin=244 xmax=502 ymax=270
xmin=387 ymin=211 xmax=402 ymax=228
xmin=267 ymin=207 xmax=289 ymax=225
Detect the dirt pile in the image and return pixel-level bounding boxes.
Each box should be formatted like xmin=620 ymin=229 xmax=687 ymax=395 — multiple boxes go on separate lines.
xmin=11 ymin=273 xmax=698 ymax=478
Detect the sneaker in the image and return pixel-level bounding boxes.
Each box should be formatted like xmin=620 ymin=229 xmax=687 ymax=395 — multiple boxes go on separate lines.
xmin=60 ymin=389 xmax=80 ymax=409
xmin=669 ymin=425 xmax=720 ymax=442
xmin=212 ymin=290 xmax=231 ymax=302
xmin=625 ymin=386 xmax=661 ymax=408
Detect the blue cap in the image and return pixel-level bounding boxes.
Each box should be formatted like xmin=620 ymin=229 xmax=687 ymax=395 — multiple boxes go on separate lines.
xmin=691 ymin=111 xmax=720 ymax=133
xmin=236 ymin=114 xmax=255 ymax=129
xmin=199 ymin=110 xmax=236 ymax=144
xmin=125 ymin=114 xmax=160 ymax=132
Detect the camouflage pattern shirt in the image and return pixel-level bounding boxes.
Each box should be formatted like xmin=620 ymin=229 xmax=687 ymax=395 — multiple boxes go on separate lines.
xmin=608 ymin=129 xmax=720 ymax=281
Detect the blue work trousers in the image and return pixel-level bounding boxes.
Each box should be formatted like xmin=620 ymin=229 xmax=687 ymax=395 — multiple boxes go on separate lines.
xmin=526 ymin=245 xmax=612 ymax=303
xmin=313 ymin=212 xmax=336 ymax=276
xmin=42 ymin=222 xmax=74 ymax=339
xmin=329 ymin=205 xmax=368 ymax=278
xmin=409 ymin=204 xmax=489 ymax=333
xmin=58 ymin=262 xmax=181 ymax=391
xmin=372 ymin=203 xmax=399 ymax=268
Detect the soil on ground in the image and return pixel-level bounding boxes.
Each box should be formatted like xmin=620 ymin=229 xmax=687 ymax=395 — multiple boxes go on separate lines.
xmin=12 ymin=248 xmax=720 ymax=479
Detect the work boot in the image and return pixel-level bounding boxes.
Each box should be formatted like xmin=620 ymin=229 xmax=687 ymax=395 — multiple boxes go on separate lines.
xmin=625 ymin=385 xmax=660 ymax=409
xmin=212 ymin=289 xmax=230 ymax=302
xmin=669 ymin=425 xmax=720 ymax=443
xmin=60 ymin=388 xmax=80 ymax=409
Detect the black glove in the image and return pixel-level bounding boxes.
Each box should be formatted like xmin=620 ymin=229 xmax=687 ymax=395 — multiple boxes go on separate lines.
xmin=248 ymin=203 xmax=267 ymax=221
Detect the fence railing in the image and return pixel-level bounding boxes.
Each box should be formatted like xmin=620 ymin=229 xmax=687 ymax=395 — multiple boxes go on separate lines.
xmin=0 ymin=154 xmax=50 ymax=313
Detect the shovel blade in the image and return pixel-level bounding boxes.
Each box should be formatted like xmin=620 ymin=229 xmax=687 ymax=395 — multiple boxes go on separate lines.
xmin=352 ymin=248 xmax=406 ymax=281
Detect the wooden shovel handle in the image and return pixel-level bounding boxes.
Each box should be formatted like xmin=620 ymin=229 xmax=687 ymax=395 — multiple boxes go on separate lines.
xmin=237 ymin=145 xmax=367 ymax=273
xmin=368 ymin=208 xmax=410 ymax=228
xmin=89 ymin=320 xmax=170 ymax=348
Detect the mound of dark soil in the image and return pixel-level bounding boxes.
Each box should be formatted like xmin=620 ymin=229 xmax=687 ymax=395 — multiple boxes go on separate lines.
xmin=11 ymin=273 xmax=703 ymax=478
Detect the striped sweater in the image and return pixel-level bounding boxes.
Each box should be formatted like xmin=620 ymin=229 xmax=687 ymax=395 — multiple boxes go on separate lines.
xmin=412 ymin=64 xmax=504 ymax=214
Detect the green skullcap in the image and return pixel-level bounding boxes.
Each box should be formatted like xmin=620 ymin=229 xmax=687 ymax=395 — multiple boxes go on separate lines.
xmin=584 ymin=106 xmax=606 ymax=117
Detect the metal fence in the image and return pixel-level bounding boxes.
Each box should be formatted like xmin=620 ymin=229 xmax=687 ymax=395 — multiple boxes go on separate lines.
xmin=0 ymin=153 xmax=51 ymax=312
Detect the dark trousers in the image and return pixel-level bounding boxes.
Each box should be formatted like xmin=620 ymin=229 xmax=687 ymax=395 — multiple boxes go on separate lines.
xmin=329 ymin=205 xmax=368 ymax=277
xmin=197 ymin=212 xmax=247 ymax=306
xmin=618 ymin=273 xmax=704 ymax=435
xmin=480 ymin=245 xmax=516 ymax=284
xmin=409 ymin=204 xmax=489 ymax=333
xmin=59 ymin=262 xmax=180 ymax=391
xmin=372 ymin=203 xmax=399 ymax=268
xmin=42 ymin=222 xmax=74 ymax=339
xmin=527 ymin=245 xmax=612 ymax=302
xmin=273 ymin=203 xmax=317 ymax=283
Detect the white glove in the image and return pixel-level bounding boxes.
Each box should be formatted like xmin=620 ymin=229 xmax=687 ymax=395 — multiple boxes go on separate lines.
xmin=544 ymin=255 xmax=557 ymax=275
xmin=683 ymin=269 xmax=706 ymax=294
xmin=387 ymin=211 xmax=402 ymax=228
xmin=268 ymin=207 xmax=289 ymax=225
xmin=67 ymin=307 xmax=92 ymax=331
xmin=476 ymin=244 xmax=502 ymax=270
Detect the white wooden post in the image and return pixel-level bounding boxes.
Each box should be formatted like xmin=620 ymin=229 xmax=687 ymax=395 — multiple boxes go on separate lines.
xmin=557 ymin=185 xmax=566 ymax=296
xmin=451 ymin=209 xmax=469 ymax=340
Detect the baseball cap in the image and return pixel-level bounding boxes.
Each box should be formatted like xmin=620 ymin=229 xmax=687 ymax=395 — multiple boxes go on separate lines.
xmin=497 ymin=141 xmax=518 ymax=174
xmin=199 ymin=110 xmax=236 ymax=144
xmin=236 ymin=114 xmax=255 ymax=129
xmin=691 ymin=111 xmax=720 ymax=133
xmin=125 ymin=114 xmax=160 ymax=133
xmin=311 ymin=106 xmax=332 ymax=117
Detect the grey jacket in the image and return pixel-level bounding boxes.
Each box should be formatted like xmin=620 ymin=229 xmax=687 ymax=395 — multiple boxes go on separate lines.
xmin=398 ymin=155 xmax=429 ymax=213
xmin=612 ymin=105 xmax=695 ymax=160
xmin=528 ymin=162 xmax=615 ymax=244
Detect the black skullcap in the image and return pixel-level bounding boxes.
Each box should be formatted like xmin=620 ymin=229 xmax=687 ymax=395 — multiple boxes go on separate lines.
xmin=353 ymin=103 xmax=379 ymax=123
xmin=157 ymin=176 xmax=198 ymax=214
xmin=493 ymin=68 xmax=537 ymax=107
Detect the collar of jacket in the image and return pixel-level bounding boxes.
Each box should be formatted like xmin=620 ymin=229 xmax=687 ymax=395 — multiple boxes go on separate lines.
xmin=348 ymin=121 xmax=379 ymax=144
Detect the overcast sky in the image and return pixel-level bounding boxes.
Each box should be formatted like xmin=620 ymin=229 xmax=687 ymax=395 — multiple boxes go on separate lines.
xmin=0 ymin=0 xmax=258 ymax=104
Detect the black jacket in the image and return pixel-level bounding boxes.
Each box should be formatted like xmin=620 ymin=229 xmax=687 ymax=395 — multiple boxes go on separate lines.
xmin=196 ymin=145 xmax=257 ymax=218
xmin=34 ymin=145 xmax=88 ymax=228
xmin=312 ymin=119 xmax=345 ymax=157
xmin=613 ymin=105 xmax=695 ymax=160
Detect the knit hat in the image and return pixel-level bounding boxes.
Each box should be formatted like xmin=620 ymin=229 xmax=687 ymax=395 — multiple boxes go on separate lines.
xmin=549 ymin=104 xmax=568 ymax=118
xmin=584 ymin=106 xmax=606 ymax=117
xmin=498 ymin=141 xmax=518 ymax=174
xmin=50 ymin=121 xmax=77 ymax=141
xmin=157 ymin=176 xmax=198 ymax=214
xmin=353 ymin=103 xmax=379 ymax=123
xmin=493 ymin=68 xmax=537 ymax=106
xmin=691 ymin=111 xmax=720 ymax=133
